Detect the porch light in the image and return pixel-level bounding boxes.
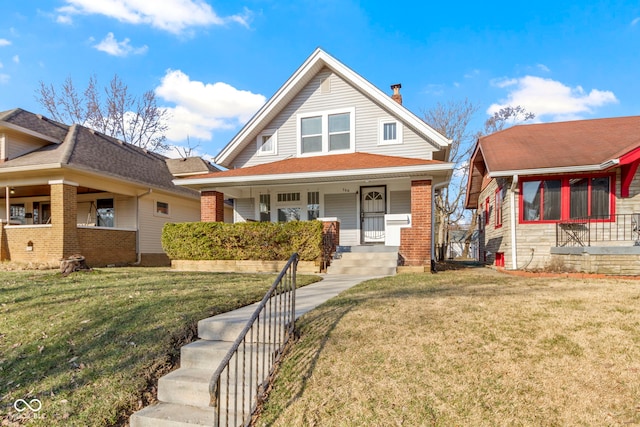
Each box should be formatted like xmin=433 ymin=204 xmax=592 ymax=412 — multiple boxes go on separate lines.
xmin=9 ymin=188 xmax=15 ymax=195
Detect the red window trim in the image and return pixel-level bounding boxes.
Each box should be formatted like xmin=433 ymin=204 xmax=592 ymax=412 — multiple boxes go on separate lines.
xmin=519 ymin=172 xmax=616 ymax=224
xmin=495 ymin=187 xmax=503 ymax=228
xmin=485 ymin=196 xmax=490 ymax=226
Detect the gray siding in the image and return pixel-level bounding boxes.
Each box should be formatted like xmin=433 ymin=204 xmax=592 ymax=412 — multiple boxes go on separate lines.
xmin=389 ymin=190 xmax=410 ymax=214
xmin=234 ymin=198 xmax=255 ymax=222
xmin=325 ymin=193 xmax=358 ymax=246
xmin=231 ymin=68 xmax=439 ymax=168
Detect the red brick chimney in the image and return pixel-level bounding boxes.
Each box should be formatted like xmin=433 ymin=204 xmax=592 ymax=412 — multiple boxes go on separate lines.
xmin=391 ymin=83 xmax=402 ymax=105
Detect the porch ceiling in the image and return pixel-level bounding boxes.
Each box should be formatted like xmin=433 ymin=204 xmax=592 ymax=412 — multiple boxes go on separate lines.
xmin=0 ymin=185 xmax=103 ymax=198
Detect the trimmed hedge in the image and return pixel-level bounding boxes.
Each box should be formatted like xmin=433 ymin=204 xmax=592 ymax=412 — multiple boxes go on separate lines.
xmin=161 ymin=221 xmax=324 ymax=262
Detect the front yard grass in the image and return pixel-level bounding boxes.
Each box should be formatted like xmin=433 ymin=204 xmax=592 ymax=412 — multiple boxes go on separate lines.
xmin=257 ymin=267 xmax=640 ymax=426
xmin=0 ymin=267 xmax=320 ymax=426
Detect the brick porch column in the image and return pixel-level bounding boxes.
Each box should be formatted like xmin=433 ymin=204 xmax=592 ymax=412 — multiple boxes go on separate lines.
xmin=201 ymin=191 xmax=225 ymax=222
xmin=50 ymin=180 xmax=81 ymax=258
xmin=399 ymin=180 xmax=432 ymax=266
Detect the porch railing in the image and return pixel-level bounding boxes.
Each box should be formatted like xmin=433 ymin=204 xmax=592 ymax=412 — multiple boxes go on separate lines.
xmin=555 ymin=214 xmax=640 ymax=247
xmin=209 ymin=253 xmax=298 ymax=427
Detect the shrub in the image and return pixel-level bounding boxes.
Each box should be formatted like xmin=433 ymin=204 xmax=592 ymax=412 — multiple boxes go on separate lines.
xmin=162 ymin=221 xmax=324 ymax=262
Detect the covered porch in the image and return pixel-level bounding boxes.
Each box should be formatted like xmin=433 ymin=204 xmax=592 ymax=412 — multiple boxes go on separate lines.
xmin=0 ymin=180 xmax=137 ymax=267
xmin=176 ymin=153 xmax=453 ymax=267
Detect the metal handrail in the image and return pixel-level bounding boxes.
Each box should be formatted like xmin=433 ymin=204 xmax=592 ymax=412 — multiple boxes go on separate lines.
xmin=556 ymin=214 xmax=640 ymax=247
xmin=209 ymin=253 xmax=299 ymax=427
xmin=321 ymin=222 xmax=337 ymax=271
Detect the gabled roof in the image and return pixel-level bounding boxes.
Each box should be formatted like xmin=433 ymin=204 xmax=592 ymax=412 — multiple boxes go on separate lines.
xmin=214 ymin=48 xmax=451 ymax=167
xmin=0 ymin=108 xmax=198 ymax=199
xmin=478 ymin=115 xmax=640 ymax=175
xmin=176 ymin=152 xmax=453 ymax=189
xmin=165 ymin=157 xmax=220 ymax=177
xmin=464 ymin=115 xmax=640 ymax=209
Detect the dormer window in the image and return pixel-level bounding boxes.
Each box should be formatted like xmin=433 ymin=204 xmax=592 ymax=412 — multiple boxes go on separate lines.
xmin=257 ymin=130 xmax=277 ymax=156
xmin=298 ymin=108 xmax=355 ymax=156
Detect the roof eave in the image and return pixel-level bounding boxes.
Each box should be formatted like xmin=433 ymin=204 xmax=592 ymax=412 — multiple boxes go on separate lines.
xmin=0 ymin=121 xmax=61 ymax=144
xmin=175 ymin=162 xmax=454 ymax=189
xmin=488 ymin=164 xmax=607 ymax=178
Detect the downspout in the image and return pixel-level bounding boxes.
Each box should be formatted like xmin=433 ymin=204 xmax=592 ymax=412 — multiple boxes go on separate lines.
xmin=5 ymin=187 xmax=9 ymax=223
xmin=509 ymin=175 xmax=518 ymax=270
xmin=132 ymin=188 xmax=153 ymax=265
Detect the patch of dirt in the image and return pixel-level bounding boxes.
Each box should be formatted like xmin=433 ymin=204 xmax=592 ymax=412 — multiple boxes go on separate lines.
xmin=111 ymin=322 xmax=200 ymax=427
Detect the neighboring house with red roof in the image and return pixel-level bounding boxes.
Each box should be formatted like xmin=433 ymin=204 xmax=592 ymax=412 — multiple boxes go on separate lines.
xmin=465 ymin=116 xmax=640 ymax=274
xmin=0 ymin=108 xmax=206 ymax=267
xmin=176 ymin=48 xmax=454 ymax=268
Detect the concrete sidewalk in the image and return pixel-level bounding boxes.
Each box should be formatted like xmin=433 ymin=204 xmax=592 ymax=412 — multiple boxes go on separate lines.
xmin=197 ymin=274 xmax=379 ymax=341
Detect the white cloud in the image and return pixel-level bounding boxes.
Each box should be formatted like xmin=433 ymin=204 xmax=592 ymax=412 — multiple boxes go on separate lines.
xmin=536 ymin=63 xmax=550 ymax=73
xmin=93 ymin=32 xmax=148 ymax=57
xmin=632 ymin=17 xmax=640 ymax=26
xmin=0 ymin=74 xmax=9 ymax=84
xmin=57 ymin=0 xmax=251 ymax=34
xmin=488 ymin=75 xmax=618 ymax=121
xmin=56 ymin=14 xmax=73 ymax=24
xmin=155 ymin=69 xmax=265 ymax=142
xmin=12 ymin=55 xmax=19 ymax=64
xmin=0 ymin=39 xmax=10 ymax=47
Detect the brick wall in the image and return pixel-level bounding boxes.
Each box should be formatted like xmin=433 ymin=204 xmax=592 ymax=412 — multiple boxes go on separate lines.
xmin=201 ymin=191 xmax=224 ymax=222
xmin=50 ymin=183 xmax=81 ymax=257
xmin=4 ymin=226 xmax=56 ymax=264
xmin=77 ymin=228 xmax=136 ymax=266
xmin=399 ymin=180 xmax=432 ymax=266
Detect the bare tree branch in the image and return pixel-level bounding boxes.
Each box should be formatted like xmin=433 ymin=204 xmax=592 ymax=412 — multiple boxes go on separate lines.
xmin=35 ymin=74 xmax=169 ymax=153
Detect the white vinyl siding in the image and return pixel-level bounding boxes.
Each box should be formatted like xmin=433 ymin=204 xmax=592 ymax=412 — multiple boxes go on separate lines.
xmin=138 ymin=193 xmax=200 ymax=253
xmin=325 ymin=193 xmax=358 ymax=246
xmin=4 ymin=131 xmax=51 ymax=160
xmin=231 ymin=68 xmax=439 ymax=168
xmin=234 ymin=198 xmax=255 ymax=222
xmin=390 ymin=190 xmax=411 ymax=214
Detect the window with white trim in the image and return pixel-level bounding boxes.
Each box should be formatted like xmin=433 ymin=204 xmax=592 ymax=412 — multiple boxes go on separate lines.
xmin=259 ymin=194 xmax=271 ymax=222
xmin=298 ymin=108 xmax=355 ymax=155
xmin=156 ymin=201 xmax=170 ymax=216
xmin=276 ymin=192 xmax=301 ymax=222
xmin=378 ymin=119 xmax=403 ymax=145
xmin=257 ymin=130 xmax=277 ymax=156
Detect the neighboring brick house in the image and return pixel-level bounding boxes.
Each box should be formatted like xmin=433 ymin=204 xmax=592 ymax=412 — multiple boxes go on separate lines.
xmin=0 ymin=108 xmax=206 ymax=267
xmin=175 ymin=48 xmax=453 ymax=268
xmin=465 ymin=115 xmax=640 ymax=274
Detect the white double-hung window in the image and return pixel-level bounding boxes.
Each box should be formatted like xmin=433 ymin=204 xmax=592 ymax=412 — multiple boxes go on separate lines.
xmin=298 ymin=108 xmax=355 ymax=155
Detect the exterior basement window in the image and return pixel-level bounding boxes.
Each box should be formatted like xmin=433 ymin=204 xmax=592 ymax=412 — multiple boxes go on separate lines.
xmin=520 ymin=174 xmax=614 ymax=223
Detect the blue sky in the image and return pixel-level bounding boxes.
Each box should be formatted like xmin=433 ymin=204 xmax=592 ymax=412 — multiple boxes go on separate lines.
xmin=0 ymin=1 xmax=638 ymax=160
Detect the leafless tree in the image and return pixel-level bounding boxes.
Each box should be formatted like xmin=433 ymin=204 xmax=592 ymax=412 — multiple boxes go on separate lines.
xmin=424 ymin=101 xmax=535 ymax=260
xmin=424 ymin=98 xmax=479 ymax=260
xmin=483 ymin=105 xmax=535 ymax=135
xmin=36 ymin=74 xmax=170 ymax=152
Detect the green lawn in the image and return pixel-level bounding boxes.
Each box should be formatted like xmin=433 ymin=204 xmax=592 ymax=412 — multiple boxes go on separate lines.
xmin=0 ymin=267 xmax=320 ymax=426
xmin=257 ymin=268 xmax=640 ymax=426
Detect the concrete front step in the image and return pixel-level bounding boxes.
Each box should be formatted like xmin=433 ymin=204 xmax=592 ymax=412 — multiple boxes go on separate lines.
xmin=335 ymin=252 xmax=398 ymax=262
xmin=130 ymin=402 xmax=216 ymax=427
xmin=130 ymin=402 xmax=250 ymax=427
xmin=327 ymin=266 xmax=397 ymax=275
xmin=180 ymin=340 xmax=232 ymax=369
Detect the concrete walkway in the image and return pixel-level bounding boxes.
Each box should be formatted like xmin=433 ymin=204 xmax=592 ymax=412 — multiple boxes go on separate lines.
xmin=198 ymin=274 xmax=380 ymax=339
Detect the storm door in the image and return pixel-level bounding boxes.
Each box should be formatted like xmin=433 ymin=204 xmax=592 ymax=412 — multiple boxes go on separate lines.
xmin=361 ymin=186 xmax=386 ymax=243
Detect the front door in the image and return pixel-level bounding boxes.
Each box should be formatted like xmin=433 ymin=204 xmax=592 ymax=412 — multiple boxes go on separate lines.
xmin=361 ymin=186 xmax=386 ymax=243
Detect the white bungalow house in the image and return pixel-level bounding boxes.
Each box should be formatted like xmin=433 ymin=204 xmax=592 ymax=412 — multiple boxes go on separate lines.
xmin=175 ymin=48 xmax=453 ymax=269
xmin=465 ymin=115 xmax=640 ymax=275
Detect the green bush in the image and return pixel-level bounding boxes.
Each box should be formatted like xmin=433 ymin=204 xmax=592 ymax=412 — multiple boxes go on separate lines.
xmin=162 ymin=221 xmax=324 ymax=262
